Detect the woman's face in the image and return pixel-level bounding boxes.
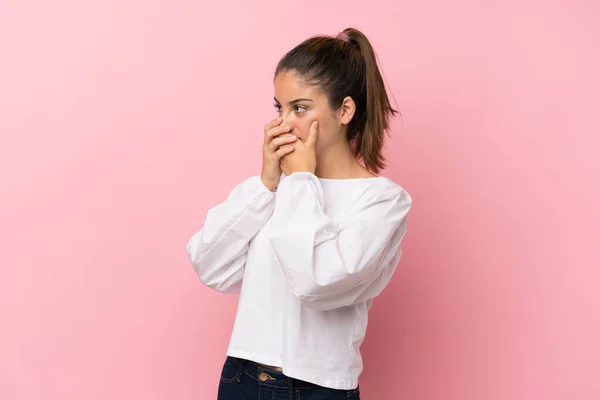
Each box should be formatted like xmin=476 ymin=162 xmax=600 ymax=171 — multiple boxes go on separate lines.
xmin=273 ymin=71 xmax=345 ymax=152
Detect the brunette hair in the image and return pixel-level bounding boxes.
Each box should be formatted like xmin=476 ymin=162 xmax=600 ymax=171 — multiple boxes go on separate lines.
xmin=275 ymin=28 xmax=397 ymax=173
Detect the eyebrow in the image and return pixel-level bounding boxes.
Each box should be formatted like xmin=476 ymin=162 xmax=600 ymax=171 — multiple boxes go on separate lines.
xmin=274 ymin=97 xmax=314 ymax=105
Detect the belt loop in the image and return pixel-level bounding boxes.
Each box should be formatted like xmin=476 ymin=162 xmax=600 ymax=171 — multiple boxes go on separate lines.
xmin=288 ymin=375 xmax=294 ymax=399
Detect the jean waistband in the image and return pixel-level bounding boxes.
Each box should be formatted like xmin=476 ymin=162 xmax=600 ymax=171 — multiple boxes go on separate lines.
xmin=231 ymin=357 xmax=321 ymax=390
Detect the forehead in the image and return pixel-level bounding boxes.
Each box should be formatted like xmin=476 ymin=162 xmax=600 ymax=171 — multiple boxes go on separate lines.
xmin=274 ymin=71 xmax=325 ymax=101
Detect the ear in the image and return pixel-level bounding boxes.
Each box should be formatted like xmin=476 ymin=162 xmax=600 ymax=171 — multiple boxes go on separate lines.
xmin=339 ymin=96 xmax=356 ymax=125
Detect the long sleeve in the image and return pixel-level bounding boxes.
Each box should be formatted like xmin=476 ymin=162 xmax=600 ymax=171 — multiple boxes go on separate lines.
xmin=268 ymin=172 xmax=412 ymax=311
xmin=186 ymin=176 xmax=275 ymax=293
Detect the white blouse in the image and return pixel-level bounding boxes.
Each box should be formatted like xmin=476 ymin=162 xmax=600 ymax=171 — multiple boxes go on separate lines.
xmin=186 ymin=172 xmax=412 ymax=390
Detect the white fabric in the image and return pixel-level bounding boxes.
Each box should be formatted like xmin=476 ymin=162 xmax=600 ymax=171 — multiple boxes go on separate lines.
xmin=186 ymin=171 xmax=412 ymax=390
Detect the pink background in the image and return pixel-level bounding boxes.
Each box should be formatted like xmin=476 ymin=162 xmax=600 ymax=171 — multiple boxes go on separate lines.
xmin=1 ymin=1 xmax=599 ymax=399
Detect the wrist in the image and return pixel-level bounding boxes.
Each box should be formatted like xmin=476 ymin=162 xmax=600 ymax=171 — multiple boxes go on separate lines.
xmin=292 ymin=166 xmax=315 ymax=175
xmin=260 ymin=175 xmax=278 ymax=192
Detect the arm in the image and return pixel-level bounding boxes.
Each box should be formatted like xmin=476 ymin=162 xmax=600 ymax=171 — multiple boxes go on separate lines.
xmin=268 ymin=172 xmax=412 ymax=311
xmin=186 ymin=176 xmax=275 ymax=293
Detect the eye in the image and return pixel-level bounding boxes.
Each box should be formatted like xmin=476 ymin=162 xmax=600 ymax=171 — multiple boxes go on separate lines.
xmin=274 ymin=103 xmax=282 ymax=113
xmin=294 ymin=105 xmax=307 ymax=113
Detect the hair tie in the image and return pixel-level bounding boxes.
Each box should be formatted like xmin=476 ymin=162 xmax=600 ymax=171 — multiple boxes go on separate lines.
xmin=337 ymin=32 xmax=350 ymax=43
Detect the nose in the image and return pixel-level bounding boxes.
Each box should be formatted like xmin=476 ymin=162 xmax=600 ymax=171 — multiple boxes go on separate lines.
xmin=281 ymin=111 xmax=295 ymax=131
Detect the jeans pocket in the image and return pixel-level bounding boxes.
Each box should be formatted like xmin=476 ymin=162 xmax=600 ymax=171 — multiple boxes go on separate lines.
xmin=220 ymin=357 xmax=242 ymax=383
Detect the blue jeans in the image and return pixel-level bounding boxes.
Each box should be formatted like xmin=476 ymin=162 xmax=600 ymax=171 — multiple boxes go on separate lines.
xmin=217 ymin=356 xmax=361 ymax=400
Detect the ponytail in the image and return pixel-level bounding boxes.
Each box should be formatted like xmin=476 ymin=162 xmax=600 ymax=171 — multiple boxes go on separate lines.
xmin=343 ymin=28 xmax=397 ymax=173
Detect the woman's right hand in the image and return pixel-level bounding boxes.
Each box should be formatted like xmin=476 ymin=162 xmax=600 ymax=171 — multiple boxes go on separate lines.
xmin=260 ymin=117 xmax=297 ymax=191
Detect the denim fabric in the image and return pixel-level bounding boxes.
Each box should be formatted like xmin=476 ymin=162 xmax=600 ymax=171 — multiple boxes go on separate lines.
xmin=217 ymin=357 xmax=360 ymax=400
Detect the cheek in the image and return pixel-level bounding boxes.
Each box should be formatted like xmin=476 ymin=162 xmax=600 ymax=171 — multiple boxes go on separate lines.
xmin=291 ymin=114 xmax=317 ymax=141
xmin=292 ymin=110 xmax=337 ymax=143
xmin=314 ymin=118 xmax=338 ymax=145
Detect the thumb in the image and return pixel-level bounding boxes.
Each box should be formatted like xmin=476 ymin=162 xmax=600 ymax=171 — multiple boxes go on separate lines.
xmin=306 ymin=121 xmax=319 ymax=148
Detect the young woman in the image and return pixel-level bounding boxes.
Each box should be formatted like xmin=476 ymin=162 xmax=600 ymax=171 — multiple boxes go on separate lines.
xmin=186 ymin=28 xmax=412 ymax=400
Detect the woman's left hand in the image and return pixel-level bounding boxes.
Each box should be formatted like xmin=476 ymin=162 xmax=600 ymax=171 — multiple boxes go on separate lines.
xmin=281 ymin=121 xmax=319 ymax=175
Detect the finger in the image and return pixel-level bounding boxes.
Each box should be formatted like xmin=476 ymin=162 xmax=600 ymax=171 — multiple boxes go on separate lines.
xmin=264 ymin=117 xmax=283 ymax=133
xmin=265 ymin=125 xmax=292 ymax=144
xmin=263 ymin=117 xmax=284 ymax=144
xmin=274 ymin=144 xmax=295 ymax=159
xmin=306 ymin=121 xmax=319 ymax=148
xmin=269 ymin=134 xmax=297 ymax=152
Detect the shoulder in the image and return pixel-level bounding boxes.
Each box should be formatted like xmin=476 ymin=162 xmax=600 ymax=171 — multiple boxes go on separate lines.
xmin=333 ymin=177 xmax=411 ymax=221
xmin=360 ymin=177 xmax=412 ymax=207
